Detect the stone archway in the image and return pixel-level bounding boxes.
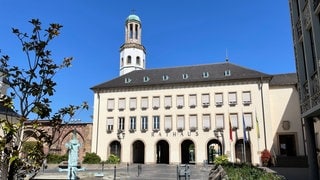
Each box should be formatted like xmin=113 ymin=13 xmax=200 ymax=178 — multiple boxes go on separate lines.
xmin=235 ymin=139 xmax=251 ymax=163
xmin=207 ymin=139 xmax=222 ymax=164
xmin=132 ymin=140 xmax=145 ymax=163
xmin=156 ymin=140 xmax=169 ymax=164
xmin=109 ymin=141 xmax=121 ymax=160
xmin=181 ymin=139 xmax=195 ymax=164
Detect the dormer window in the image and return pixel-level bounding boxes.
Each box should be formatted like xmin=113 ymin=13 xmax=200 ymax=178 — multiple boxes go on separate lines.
xmin=143 ymin=76 xmax=150 ymax=82
xmin=202 ymin=72 xmax=209 ymax=78
xmin=224 ymin=69 xmax=231 ymax=76
xmin=162 ymin=75 xmax=169 ymax=81
xmin=182 ymin=73 xmax=189 ymax=79
xmin=125 ymin=78 xmax=132 ymax=83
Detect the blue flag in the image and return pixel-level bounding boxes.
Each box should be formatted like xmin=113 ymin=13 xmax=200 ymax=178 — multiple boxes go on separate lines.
xmin=243 ymin=114 xmax=247 ymax=142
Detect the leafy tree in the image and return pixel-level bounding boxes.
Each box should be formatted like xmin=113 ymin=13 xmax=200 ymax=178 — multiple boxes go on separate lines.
xmin=0 ymin=19 xmax=88 ymax=179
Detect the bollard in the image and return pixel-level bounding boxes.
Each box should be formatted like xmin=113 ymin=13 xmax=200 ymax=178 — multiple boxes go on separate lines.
xmin=114 ymin=165 xmax=116 ymax=180
xmin=137 ymin=164 xmax=142 ymax=177
xmin=127 ymin=163 xmax=129 ymax=173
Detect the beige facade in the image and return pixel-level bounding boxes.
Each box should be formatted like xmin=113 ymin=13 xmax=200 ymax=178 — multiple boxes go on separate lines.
xmin=91 ymin=13 xmax=304 ymax=166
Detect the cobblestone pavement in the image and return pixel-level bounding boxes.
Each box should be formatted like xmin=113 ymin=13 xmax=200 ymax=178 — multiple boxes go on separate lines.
xmin=31 ymin=164 xmax=212 ymax=180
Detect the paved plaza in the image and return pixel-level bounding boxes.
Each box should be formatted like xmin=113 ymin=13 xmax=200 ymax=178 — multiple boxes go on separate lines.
xmin=30 ymin=164 xmax=314 ymax=180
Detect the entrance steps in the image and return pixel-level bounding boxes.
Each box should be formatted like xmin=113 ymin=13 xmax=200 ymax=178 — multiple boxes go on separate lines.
xmin=128 ymin=164 xmax=211 ymax=180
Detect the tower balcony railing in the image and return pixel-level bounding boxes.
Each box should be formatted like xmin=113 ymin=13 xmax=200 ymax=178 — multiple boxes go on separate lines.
xmin=296 ymin=18 xmax=302 ymax=38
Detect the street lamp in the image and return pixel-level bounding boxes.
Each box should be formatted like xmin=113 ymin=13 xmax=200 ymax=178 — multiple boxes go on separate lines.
xmin=117 ymin=130 xmax=125 ymax=140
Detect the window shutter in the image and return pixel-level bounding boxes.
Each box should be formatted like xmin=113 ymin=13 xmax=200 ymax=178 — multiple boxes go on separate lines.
xmin=153 ymin=96 xmax=160 ymax=108
xmin=164 ymin=116 xmax=172 ymax=129
xmin=229 ymin=92 xmax=237 ymax=102
xmin=118 ymin=98 xmax=126 ymax=110
xmin=177 ymin=95 xmax=184 ymax=107
xmin=215 ymin=93 xmax=223 ymax=103
xmin=107 ymin=99 xmax=115 ymax=110
xmin=242 ymin=92 xmax=251 ymax=102
xmin=164 ymin=96 xmax=172 ymax=108
xmin=189 ymin=94 xmax=197 ymax=107
xmin=129 ymin=98 xmax=137 ymax=109
xmin=141 ymin=97 xmax=148 ymax=109
xmin=230 ymin=114 xmax=238 ymax=129
xmin=189 ymin=115 xmax=197 ymax=129
xmin=215 ymin=114 xmax=224 ymax=129
xmin=203 ymin=114 xmax=211 ymax=129
xmin=244 ymin=113 xmax=252 ymax=128
xmin=177 ymin=115 xmax=185 ymax=129
xmin=202 ymin=94 xmax=210 ymax=105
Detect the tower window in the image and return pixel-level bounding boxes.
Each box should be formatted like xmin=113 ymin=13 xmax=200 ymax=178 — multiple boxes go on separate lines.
xmin=129 ymin=23 xmax=133 ymax=39
xmin=121 ymin=58 xmax=124 ymax=66
xmin=136 ymin=56 xmax=141 ymax=65
xmin=135 ymin=24 xmax=139 ymax=39
xmin=127 ymin=56 xmax=132 ymax=65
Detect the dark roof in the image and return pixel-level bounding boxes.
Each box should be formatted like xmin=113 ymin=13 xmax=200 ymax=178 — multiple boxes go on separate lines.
xmin=91 ymin=62 xmax=272 ymax=91
xmin=269 ymin=73 xmax=297 ymax=86
xmin=0 ymin=102 xmax=20 ymax=117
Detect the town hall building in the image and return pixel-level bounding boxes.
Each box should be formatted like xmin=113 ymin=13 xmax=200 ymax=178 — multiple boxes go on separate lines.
xmin=91 ymin=14 xmax=305 ymax=166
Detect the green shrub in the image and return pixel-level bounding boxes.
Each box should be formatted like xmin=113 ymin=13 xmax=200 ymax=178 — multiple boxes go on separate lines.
xmin=47 ymin=154 xmax=68 ymax=164
xmin=105 ymin=154 xmax=120 ymax=164
xmin=223 ymin=163 xmax=284 ymax=180
xmin=214 ymin=155 xmax=229 ymax=165
xmin=82 ymin=152 xmax=101 ymax=164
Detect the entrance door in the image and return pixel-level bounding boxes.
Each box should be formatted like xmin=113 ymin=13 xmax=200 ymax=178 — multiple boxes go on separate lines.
xmin=235 ymin=139 xmax=251 ymax=163
xmin=132 ymin=140 xmax=145 ymax=163
xmin=207 ymin=139 xmax=222 ymax=164
xmin=156 ymin=140 xmax=169 ymax=164
xmin=181 ymin=140 xmax=195 ymax=164
xmin=109 ymin=141 xmax=121 ymax=159
xmin=279 ymin=134 xmax=296 ymax=156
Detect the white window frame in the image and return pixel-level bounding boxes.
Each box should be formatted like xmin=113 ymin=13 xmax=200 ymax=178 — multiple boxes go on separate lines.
xmin=130 ymin=116 xmax=136 ymax=130
xmin=118 ymin=117 xmax=125 ymax=131
xmin=141 ymin=97 xmax=148 ymax=110
xmin=153 ymin=116 xmax=160 ymax=130
xmin=177 ymin=95 xmax=184 ymax=108
xmin=177 ymin=115 xmax=185 ymax=130
xmin=107 ymin=98 xmax=115 ymax=111
xmin=215 ymin=114 xmax=224 ymax=130
xmin=230 ymin=113 xmax=238 ymax=129
xmin=201 ymin=94 xmax=210 ymax=107
xmin=164 ymin=96 xmax=172 ymax=109
xmin=141 ymin=116 xmax=148 ymax=130
xmin=118 ymin=98 xmax=126 ymax=110
xmin=107 ymin=117 xmax=114 ymax=132
xmin=152 ymin=96 xmax=160 ymax=109
xmin=164 ymin=116 xmax=172 ymax=131
xmin=129 ymin=97 xmax=137 ymax=110
xmin=228 ymin=92 xmax=237 ymax=105
xmin=242 ymin=91 xmax=251 ymax=105
xmin=202 ymin=114 xmax=211 ymax=130
xmin=189 ymin=114 xmax=198 ymax=130
xmin=215 ymin=93 xmax=223 ymax=106
xmin=189 ymin=94 xmax=197 ymax=108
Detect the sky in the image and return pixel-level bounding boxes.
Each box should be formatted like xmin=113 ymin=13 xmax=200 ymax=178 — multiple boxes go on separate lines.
xmin=0 ymin=1 xmax=295 ymax=123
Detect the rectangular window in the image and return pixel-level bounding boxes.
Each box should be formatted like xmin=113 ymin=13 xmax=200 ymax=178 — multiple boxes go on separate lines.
xmin=215 ymin=93 xmax=223 ymax=106
xmin=118 ymin=117 xmax=125 ymax=131
xmin=177 ymin=95 xmax=184 ymax=108
xmin=107 ymin=99 xmax=115 ymax=111
xmin=243 ymin=113 xmax=252 ymax=129
xmin=107 ymin=117 xmax=114 ymax=132
xmin=141 ymin=97 xmax=148 ymax=110
xmin=164 ymin=96 xmax=172 ymax=109
xmin=177 ymin=115 xmax=185 ymax=130
xmin=242 ymin=91 xmax=251 ymax=105
xmin=203 ymin=114 xmax=211 ymax=130
xmin=118 ymin=98 xmax=126 ymax=110
xmin=215 ymin=114 xmax=224 ymax=130
xmin=164 ymin=116 xmax=172 ymax=130
xmin=130 ymin=116 xmax=136 ymax=130
xmin=202 ymin=94 xmax=210 ymax=107
xmin=228 ymin=92 xmax=237 ymax=105
xmin=189 ymin=94 xmax=197 ymax=108
xmin=141 ymin=116 xmax=148 ymax=131
xmin=230 ymin=113 xmax=238 ymax=129
xmin=152 ymin=96 xmax=160 ymax=109
xmin=129 ymin=97 xmax=137 ymax=110
xmin=153 ymin=116 xmax=160 ymax=130
xmin=189 ymin=115 xmax=197 ymax=130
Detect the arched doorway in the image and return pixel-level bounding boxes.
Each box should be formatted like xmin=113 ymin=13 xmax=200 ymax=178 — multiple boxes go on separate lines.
xmin=181 ymin=139 xmax=195 ymax=164
xmin=109 ymin=141 xmax=121 ymax=160
xmin=156 ymin=140 xmax=169 ymax=164
xmin=207 ymin=139 xmax=222 ymax=164
xmin=132 ymin=140 xmax=145 ymax=163
xmin=235 ymin=139 xmax=251 ymax=163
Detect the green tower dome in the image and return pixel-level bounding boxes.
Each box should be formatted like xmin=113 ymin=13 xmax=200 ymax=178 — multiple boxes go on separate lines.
xmin=126 ymin=14 xmax=141 ymax=22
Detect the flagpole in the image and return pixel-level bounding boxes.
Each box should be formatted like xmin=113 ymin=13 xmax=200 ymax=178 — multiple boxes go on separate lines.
xmin=242 ymin=112 xmax=247 ymax=163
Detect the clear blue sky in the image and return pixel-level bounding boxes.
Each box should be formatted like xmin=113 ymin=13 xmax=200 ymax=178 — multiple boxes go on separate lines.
xmin=0 ymin=1 xmax=295 ymax=122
